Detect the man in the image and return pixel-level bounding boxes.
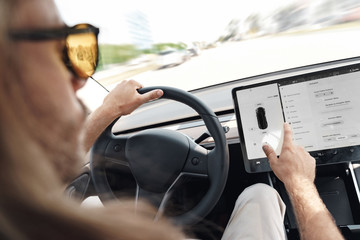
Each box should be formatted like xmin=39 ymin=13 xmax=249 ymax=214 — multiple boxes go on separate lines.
xmin=0 ymin=0 xmax=345 ymax=239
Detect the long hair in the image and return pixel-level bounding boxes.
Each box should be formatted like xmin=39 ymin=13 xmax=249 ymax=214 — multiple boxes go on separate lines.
xmin=0 ymin=0 xmax=184 ymax=239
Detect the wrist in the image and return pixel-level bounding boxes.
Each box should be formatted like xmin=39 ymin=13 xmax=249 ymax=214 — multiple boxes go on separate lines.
xmin=98 ymin=103 xmax=122 ymax=121
xmin=283 ymin=177 xmax=314 ymax=194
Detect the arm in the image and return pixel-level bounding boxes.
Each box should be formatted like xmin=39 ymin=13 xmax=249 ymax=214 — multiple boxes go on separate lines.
xmin=82 ymin=80 xmax=163 ymax=152
xmin=262 ymin=122 xmax=344 ymax=240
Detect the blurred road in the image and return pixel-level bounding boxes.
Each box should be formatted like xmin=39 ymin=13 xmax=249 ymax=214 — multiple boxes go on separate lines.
xmin=134 ymin=25 xmax=360 ymax=90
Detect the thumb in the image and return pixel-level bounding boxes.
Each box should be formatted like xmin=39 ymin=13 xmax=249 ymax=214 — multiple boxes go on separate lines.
xmin=262 ymin=143 xmax=277 ymax=163
xmin=141 ymin=89 xmax=163 ymax=102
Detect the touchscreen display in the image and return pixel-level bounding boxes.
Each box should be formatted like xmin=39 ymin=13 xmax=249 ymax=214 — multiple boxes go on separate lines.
xmin=235 ymin=69 xmax=360 ymax=161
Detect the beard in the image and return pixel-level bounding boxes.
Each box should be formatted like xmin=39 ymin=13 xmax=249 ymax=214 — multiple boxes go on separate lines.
xmin=19 ymin=94 xmax=89 ymax=185
xmin=42 ymin=97 xmax=89 ymax=184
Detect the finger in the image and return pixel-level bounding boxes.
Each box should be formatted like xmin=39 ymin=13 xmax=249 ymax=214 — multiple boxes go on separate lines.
xmin=262 ymin=143 xmax=277 ymax=163
xmin=282 ymin=122 xmax=293 ymax=147
xmin=141 ymin=89 xmax=163 ymax=102
xmin=128 ymin=79 xmax=143 ymax=89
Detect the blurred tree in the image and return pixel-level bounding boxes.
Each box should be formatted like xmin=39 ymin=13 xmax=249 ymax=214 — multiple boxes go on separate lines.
xmin=152 ymin=42 xmax=187 ymax=52
xmin=246 ymin=14 xmax=260 ymax=35
xmin=98 ymin=44 xmax=141 ymax=69
xmin=223 ymin=19 xmax=241 ymax=41
xmin=274 ymin=3 xmax=302 ymax=32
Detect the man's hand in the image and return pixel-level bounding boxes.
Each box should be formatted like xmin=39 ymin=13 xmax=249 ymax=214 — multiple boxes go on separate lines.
xmin=262 ymin=122 xmax=316 ymax=188
xmin=82 ymin=80 xmax=163 ymax=152
xmin=102 ymin=80 xmax=163 ymax=119
xmin=262 ymin=122 xmax=344 ymax=240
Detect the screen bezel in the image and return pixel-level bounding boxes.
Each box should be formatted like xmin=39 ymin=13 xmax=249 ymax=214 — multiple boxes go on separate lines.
xmin=232 ymin=63 xmax=360 ymax=173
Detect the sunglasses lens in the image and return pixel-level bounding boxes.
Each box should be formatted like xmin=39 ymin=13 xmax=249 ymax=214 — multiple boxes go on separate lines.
xmin=67 ymin=24 xmax=98 ymax=79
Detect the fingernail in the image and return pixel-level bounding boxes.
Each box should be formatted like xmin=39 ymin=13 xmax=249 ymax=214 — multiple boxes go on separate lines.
xmin=262 ymin=143 xmax=269 ymax=151
xmin=157 ymin=90 xmax=163 ymax=97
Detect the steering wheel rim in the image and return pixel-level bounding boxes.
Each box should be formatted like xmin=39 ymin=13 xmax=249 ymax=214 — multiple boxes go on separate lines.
xmin=90 ymin=86 xmax=229 ymax=225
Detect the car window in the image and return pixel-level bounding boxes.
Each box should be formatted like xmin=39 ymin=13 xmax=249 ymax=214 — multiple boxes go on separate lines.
xmin=55 ymin=0 xmax=360 ymax=110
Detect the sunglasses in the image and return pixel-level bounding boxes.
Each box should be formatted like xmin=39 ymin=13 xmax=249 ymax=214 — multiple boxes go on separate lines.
xmin=9 ymin=24 xmax=100 ymax=80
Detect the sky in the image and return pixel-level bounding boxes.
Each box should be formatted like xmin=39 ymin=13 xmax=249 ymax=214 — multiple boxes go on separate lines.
xmin=55 ymin=0 xmax=293 ymax=44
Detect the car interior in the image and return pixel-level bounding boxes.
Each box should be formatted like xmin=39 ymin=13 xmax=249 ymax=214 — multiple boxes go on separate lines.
xmin=58 ymin=0 xmax=360 ymax=239
xmin=67 ymin=57 xmax=360 ymax=239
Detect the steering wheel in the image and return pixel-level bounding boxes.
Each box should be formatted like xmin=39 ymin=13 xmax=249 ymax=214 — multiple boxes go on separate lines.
xmin=90 ymin=86 xmax=229 ymax=225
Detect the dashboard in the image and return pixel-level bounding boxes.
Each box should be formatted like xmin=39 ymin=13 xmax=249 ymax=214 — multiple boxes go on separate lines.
xmin=113 ymin=57 xmax=360 ymax=173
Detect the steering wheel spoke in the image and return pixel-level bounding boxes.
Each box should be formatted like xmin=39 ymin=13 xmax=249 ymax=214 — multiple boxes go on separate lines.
xmin=104 ymin=136 xmax=129 ymax=166
xmin=182 ymin=140 xmax=209 ymax=175
xmin=135 ymin=185 xmax=172 ymax=220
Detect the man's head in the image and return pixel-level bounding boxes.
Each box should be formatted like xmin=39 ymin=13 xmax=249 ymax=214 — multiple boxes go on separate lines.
xmin=0 ymin=0 xmax=92 ymax=184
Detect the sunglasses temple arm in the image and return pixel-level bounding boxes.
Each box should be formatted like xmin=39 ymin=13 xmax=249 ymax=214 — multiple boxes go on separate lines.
xmin=90 ymin=76 xmax=109 ymax=93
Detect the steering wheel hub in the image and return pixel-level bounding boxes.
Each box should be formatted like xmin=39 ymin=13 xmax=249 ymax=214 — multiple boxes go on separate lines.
xmin=126 ymin=129 xmax=190 ymax=193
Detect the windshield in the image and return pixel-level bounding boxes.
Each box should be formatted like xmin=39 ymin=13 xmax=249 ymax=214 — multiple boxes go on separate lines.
xmin=55 ymin=0 xmax=360 ymax=110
